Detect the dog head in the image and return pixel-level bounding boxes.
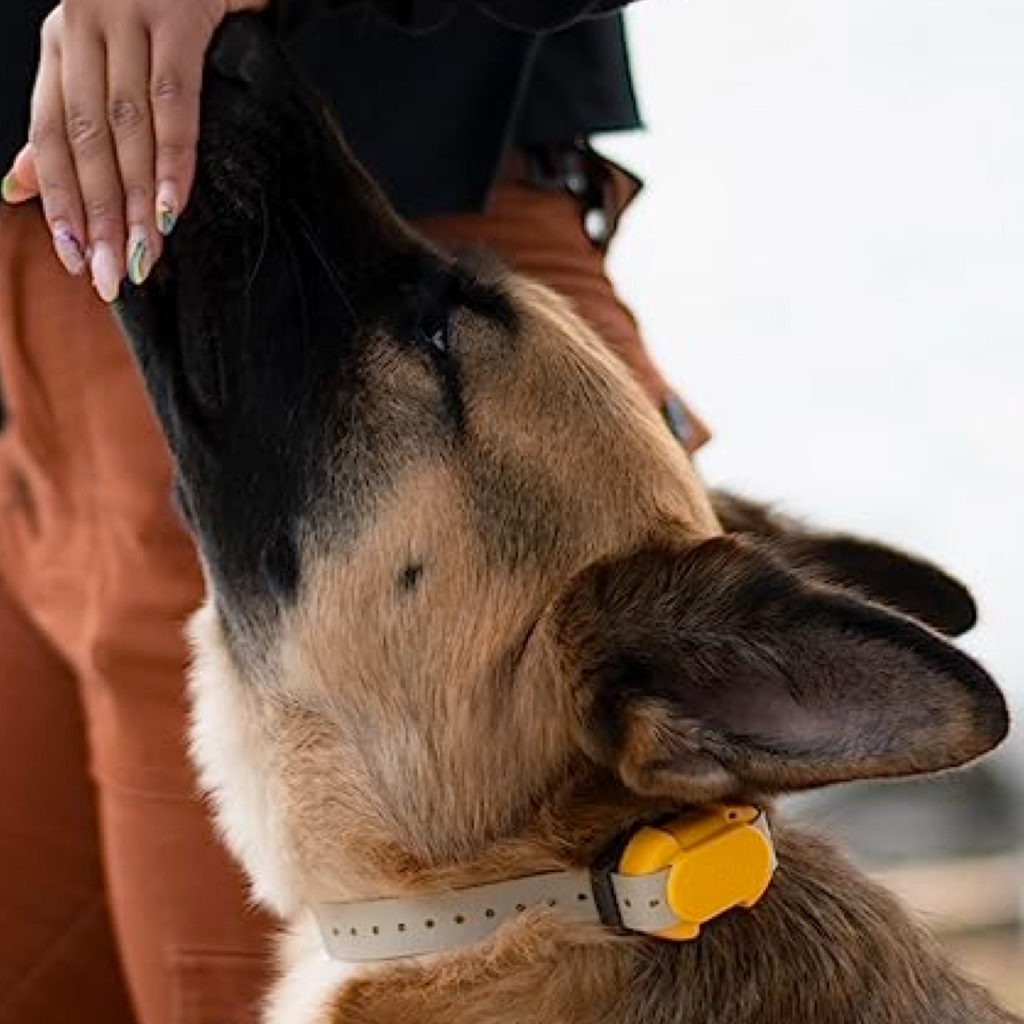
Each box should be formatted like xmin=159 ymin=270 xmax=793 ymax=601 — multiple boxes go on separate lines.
xmin=117 ymin=16 xmax=1008 ymax=917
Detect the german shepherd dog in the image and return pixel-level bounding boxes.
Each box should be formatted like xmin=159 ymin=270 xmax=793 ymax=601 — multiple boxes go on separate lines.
xmin=117 ymin=16 xmax=1018 ymax=1024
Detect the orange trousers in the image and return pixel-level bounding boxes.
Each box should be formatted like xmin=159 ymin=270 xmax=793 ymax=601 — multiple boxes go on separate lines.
xmin=0 ymin=173 xmax=704 ymax=1024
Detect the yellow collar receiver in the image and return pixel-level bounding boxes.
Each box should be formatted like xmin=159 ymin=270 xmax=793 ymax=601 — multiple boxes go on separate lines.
xmin=613 ymin=805 xmax=777 ymax=940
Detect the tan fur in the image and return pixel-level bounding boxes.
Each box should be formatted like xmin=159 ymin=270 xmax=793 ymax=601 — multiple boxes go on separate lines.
xmin=184 ymin=279 xmax=1016 ymax=1024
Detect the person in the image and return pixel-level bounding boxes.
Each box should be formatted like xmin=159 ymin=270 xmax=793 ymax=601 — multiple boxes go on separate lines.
xmin=0 ymin=3 xmax=709 ymax=1023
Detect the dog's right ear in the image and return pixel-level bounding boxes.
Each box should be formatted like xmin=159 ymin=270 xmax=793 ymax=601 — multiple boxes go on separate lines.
xmin=711 ymin=492 xmax=978 ymax=636
xmin=550 ymin=536 xmax=1007 ymax=805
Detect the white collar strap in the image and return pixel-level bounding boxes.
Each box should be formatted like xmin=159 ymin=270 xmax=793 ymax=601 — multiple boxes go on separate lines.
xmin=311 ymin=807 xmax=775 ymax=963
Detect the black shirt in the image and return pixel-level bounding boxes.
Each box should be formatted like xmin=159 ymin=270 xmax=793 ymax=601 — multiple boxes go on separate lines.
xmin=0 ymin=1 xmax=642 ymax=218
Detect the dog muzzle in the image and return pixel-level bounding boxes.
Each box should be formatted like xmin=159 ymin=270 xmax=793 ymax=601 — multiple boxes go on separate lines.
xmin=310 ymin=805 xmax=776 ymax=962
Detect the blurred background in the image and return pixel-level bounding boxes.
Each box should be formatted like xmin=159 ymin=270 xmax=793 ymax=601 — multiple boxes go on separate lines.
xmin=602 ymin=0 xmax=1023 ymax=1007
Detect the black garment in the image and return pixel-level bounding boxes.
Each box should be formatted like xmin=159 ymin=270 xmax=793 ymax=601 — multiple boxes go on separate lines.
xmin=274 ymin=1 xmax=641 ymax=33
xmin=0 ymin=1 xmax=641 ymax=218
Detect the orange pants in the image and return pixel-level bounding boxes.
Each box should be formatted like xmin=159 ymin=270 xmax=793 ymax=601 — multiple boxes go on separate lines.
xmin=0 ymin=174 xmax=704 ymax=1024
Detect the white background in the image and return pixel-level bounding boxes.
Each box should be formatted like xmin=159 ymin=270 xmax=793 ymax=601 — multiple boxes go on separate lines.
xmin=603 ymin=0 xmax=1024 ymax=714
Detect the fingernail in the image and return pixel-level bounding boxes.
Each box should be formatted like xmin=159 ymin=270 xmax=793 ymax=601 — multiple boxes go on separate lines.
xmin=52 ymin=221 xmax=87 ymax=276
xmin=126 ymin=227 xmax=150 ymax=286
xmin=2 ymin=171 xmax=29 ymax=204
xmin=156 ymin=183 xmax=178 ymax=236
xmin=91 ymin=242 xmax=121 ymax=303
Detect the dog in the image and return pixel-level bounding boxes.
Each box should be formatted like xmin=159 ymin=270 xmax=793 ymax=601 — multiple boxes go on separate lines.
xmin=117 ymin=16 xmax=1019 ymax=1024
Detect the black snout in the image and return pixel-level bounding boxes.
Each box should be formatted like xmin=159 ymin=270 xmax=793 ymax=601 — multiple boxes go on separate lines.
xmin=116 ymin=14 xmax=443 ymax=618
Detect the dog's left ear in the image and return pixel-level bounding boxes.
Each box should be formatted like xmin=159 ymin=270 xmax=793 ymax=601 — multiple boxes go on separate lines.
xmin=711 ymin=492 xmax=978 ymax=636
xmin=551 ymin=536 xmax=1007 ymax=804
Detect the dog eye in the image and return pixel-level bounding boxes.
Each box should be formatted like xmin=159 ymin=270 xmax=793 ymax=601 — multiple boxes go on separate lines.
xmin=415 ymin=310 xmax=449 ymax=355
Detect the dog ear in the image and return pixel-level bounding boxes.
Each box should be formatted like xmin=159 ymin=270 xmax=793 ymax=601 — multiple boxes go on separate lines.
xmin=711 ymin=491 xmax=978 ymax=636
xmin=552 ymin=536 xmax=1007 ymax=804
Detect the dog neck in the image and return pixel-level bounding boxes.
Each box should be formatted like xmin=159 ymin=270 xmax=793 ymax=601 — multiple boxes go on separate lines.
xmin=284 ymin=823 xmax=1017 ymax=1024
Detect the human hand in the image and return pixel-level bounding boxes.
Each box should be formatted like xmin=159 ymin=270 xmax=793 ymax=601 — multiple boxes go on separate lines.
xmin=1 ymin=0 xmax=269 ymax=301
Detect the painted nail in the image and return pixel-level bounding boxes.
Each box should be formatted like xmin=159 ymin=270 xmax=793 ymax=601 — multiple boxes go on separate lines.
xmin=52 ymin=221 xmax=87 ymax=276
xmin=126 ymin=227 xmax=150 ymax=286
xmin=156 ymin=182 xmax=178 ymax=236
xmin=90 ymin=242 xmax=122 ymax=303
xmin=2 ymin=171 xmax=29 ymax=204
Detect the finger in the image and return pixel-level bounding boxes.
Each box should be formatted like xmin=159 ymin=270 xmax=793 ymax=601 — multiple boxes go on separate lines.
xmin=2 ymin=145 xmax=39 ymax=203
xmin=150 ymin=24 xmax=207 ymax=236
xmin=63 ymin=24 xmax=126 ymax=302
xmin=26 ymin=14 xmax=89 ymax=276
xmin=107 ymin=25 xmax=160 ymax=285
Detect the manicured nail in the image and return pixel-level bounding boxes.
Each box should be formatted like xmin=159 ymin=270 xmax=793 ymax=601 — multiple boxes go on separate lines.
xmin=90 ymin=242 xmax=121 ymax=303
xmin=126 ymin=227 xmax=150 ymax=286
xmin=2 ymin=171 xmax=29 ymax=204
xmin=52 ymin=221 xmax=87 ymax=276
xmin=156 ymin=183 xmax=178 ymax=236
